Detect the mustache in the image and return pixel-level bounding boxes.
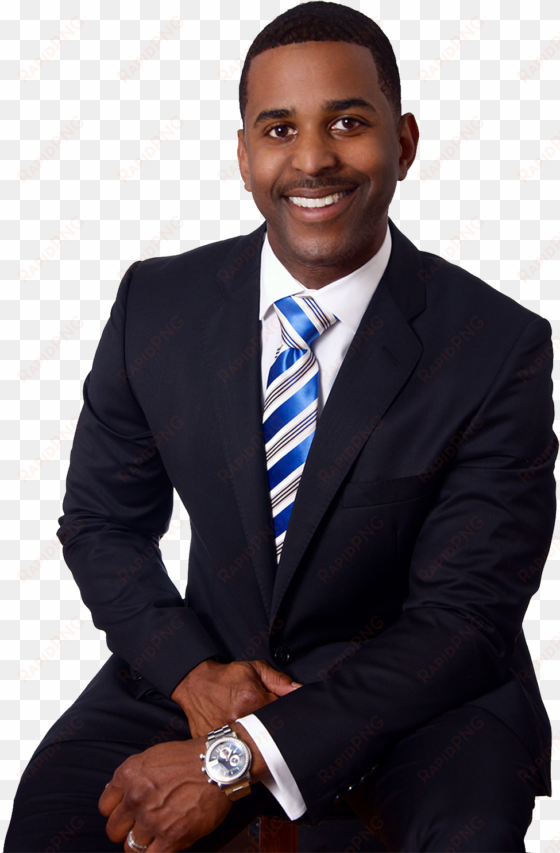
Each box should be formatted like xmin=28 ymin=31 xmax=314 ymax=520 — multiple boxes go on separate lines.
xmin=281 ymin=179 xmax=359 ymax=193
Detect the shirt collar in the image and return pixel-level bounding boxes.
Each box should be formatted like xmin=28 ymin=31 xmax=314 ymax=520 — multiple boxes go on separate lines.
xmin=259 ymin=223 xmax=392 ymax=334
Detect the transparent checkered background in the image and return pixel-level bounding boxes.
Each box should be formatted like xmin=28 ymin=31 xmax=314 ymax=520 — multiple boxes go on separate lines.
xmin=1 ymin=0 xmax=560 ymax=848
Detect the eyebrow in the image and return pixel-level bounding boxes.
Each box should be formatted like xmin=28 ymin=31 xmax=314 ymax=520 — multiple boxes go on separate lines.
xmin=252 ymin=98 xmax=378 ymax=129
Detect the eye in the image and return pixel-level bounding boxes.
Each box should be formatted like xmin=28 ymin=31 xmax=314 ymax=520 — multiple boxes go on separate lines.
xmin=267 ymin=125 xmax=296 ymax=139
xmin=331 ymin=116 xmax=364 ymax=131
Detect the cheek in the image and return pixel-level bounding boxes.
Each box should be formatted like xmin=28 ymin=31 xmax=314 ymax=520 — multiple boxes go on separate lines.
xmin=248 ymin=157 xmax=284 ymax=201
xmin=352 ymin=134 xmax=395 ymax=169
xmin=359 ymin=152 xmax=392 ymax=180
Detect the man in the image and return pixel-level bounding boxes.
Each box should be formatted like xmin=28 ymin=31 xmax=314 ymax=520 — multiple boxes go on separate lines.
xmin=5 ymin=2 xmax=556 ymax=852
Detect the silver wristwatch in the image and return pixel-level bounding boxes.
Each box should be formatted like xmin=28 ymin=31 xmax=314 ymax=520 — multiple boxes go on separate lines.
xmin=200 ymin=724 xmax=252 ymax=800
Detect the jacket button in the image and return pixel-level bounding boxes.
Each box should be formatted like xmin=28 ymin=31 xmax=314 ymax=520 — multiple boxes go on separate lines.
xmin=274 ymin=646 xmax=291 ymax=666
xmin=131 ymin=669 xmax=142 ymax=681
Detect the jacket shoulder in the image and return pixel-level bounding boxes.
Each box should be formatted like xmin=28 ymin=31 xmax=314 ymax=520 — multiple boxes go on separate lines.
xmin=419 ymin=250 xmax=547 ymax=329
xmin=133 ymin=233 xmax=245 ymax=282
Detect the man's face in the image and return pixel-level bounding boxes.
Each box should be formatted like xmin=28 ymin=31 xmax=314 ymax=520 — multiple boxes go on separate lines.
xmin=237 ymin=40 xmax=418 ymax=286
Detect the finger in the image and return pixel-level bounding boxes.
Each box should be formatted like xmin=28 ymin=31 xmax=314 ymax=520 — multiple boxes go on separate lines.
xmin=98 ymin=780 xmax=124 ymax=816
xmin=124 ymin=824 xmax=154 ymax=853
xmin=146 ymin=836 xmax=183 ymax=853
xmin=105 ymin=800 xmax=136 ymax=844
xmin=251 ymin=660 xmax=302 ymax=695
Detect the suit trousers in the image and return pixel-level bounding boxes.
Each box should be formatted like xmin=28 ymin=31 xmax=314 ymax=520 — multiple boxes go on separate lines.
xmin=4 ymin=654 xmax=542 ymax=853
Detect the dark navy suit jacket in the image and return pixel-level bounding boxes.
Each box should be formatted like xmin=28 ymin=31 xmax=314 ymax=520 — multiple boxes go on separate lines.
xmin=56 ymin=218 xmax=557 ymax=823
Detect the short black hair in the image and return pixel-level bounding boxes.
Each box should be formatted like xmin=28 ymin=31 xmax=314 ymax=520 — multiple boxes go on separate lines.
xmin=239 ymin=1 xmax=401 ymax=126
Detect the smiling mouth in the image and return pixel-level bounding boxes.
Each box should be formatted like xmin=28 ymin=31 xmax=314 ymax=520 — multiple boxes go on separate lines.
xmin=287 ymin=189 xmax=354 ymax=209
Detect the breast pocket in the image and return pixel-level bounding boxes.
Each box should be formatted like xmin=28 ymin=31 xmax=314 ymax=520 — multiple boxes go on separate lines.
xmin=341 ymin=475 xmax=436 ymax=508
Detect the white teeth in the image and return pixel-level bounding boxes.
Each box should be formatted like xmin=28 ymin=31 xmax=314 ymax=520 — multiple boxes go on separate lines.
xmin=288 ymin=191 xmax=351 ymax=209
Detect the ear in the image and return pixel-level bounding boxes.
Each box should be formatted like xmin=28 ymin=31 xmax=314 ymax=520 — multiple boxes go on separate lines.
xmin=237 ymin=129 xmax=252 ymax=192
xmin=397 ymin=113 xmax=420 ymax=182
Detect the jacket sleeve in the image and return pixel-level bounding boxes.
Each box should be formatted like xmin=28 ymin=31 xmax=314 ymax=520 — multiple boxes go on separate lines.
xmin=253 ymin=315 xmax=557 ymax=823
xmin=56 ymin=261 xmax=221 ymax=697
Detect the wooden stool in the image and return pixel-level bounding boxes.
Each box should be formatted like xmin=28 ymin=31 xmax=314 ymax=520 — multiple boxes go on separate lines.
xmin=258 ymin=816 xmax=298 ymax=853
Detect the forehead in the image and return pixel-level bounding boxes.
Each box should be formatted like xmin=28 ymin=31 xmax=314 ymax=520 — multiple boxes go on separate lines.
xmin=245 ymin=41 xmax=380 ymax=114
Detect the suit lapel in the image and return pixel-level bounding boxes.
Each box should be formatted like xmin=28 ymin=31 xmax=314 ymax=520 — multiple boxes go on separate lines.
xmin=269 ymin=219 xmax=426 ymax=623
xmin=203 ymin=224 xmax=277 ymax=618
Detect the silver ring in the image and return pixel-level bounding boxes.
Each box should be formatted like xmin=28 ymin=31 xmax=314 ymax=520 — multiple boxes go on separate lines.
xmin=127 ymin=829 xmax=149 ymax=852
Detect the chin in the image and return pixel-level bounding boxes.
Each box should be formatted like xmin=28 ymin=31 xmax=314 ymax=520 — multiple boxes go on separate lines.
xmin=291 ymin=242 xmax=344 ymax=268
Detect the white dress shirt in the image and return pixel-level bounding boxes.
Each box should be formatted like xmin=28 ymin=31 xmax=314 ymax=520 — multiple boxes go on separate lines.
xmin=236 ymin=222 xmax=392 ymax=819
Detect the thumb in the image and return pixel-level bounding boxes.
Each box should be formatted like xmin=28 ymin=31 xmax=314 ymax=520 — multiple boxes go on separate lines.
xmin=250 ymin=660 xmax=302 ymax=696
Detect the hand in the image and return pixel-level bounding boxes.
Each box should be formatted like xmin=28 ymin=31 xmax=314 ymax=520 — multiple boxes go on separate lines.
xmin=170 ymin=659 xmax=301 ymax=738
xmin=98 ymin=737 xmax=231 ymax=852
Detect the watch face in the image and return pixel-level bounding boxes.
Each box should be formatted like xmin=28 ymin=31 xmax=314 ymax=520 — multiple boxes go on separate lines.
xmin=205 ymin=737 xmax=251 ymax=784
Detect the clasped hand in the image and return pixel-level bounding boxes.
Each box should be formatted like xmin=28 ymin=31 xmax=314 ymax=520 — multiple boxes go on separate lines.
xmin=98 ymin=659 xmax=301 ymax=851
xmin=99 ymin=736 xmax=230 ymax=852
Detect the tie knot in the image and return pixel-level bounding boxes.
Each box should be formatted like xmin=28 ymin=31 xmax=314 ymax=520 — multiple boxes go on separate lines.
xmin=273 ymin=294 xmax=339 ymax=350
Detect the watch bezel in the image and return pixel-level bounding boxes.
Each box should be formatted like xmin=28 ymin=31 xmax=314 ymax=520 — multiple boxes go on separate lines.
xmin=204 ymin=735 xmax=252 ymax=785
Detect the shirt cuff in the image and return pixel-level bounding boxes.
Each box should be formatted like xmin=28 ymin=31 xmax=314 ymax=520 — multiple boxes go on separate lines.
xmin=236 ymin=713 xmax=307 ymax=821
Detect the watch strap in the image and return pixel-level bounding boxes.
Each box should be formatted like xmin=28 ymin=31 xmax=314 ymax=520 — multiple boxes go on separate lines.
xmin=223 ymin=779 xmax=251 ymax=800
xmin=206 ymin=724 xmax=236 ymax=746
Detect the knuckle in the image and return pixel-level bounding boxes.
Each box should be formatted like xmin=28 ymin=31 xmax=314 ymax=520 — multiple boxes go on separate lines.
xmin=236 ymin=686 xmax=261 ymax=709
xmin=114 ymin=762 xmax=135 ymax=784
xmin=126 ymin=787 xmax=145 ymax=808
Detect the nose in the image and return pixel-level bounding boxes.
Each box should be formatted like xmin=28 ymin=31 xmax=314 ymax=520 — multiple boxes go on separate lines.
xmin=289 ymin=125 xmax=340 ymax=175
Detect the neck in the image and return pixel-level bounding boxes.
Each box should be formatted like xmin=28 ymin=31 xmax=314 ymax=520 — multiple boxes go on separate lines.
xmin=266 ymin=217 xmax=388 ymax=290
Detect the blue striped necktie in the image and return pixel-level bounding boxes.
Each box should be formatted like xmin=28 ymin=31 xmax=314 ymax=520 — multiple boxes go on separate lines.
xmin=263 ymin=294 xmax=339 ymax=563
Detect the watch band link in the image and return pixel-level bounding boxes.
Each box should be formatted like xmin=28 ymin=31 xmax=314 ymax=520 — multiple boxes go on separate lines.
xmin=206 ymin=724 xmax=235 ymax=743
